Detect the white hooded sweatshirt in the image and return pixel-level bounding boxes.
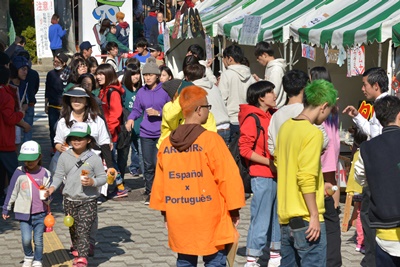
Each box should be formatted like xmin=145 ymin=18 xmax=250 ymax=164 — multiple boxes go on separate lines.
xmin=265 ymin=58 xmax=286 ymax=108
xmin=193 ymin=77 xmax=230 ymax=129
xmin=219 ymin=64 xmax=256 ymax=125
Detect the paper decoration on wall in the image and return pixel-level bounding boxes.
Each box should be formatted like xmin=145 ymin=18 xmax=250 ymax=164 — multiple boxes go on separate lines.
xmin=205 ymin=35 xmax=213 ymax=60
xmin=347 ymin=46 xmax=365 ymax=77
xmin=301 ymin=44 xmax=316 ymax=61
xmin=337 ymin=47 xmax=346 ymax=67
xmin=238 ymin=15 xmax=262 ymax=46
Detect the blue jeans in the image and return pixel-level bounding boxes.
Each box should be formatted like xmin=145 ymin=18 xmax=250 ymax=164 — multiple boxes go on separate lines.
xmin=20 ymin=212 xmax=46 ymax=261
xmin=280 ymin=221 xmax=327 ymax=267
xmin=229 ymin=123 xmax=239 ymax=143
xmin=48 ymin=107 xmax=60 ymax=149
xmin=246 ymin=177 xmax=280 ymax=256
xmin=177 ymin=250 xmax=227 ymax=267
xmin=22 ymin=106 xmax=34 ymax=142
xmin=217 ymin=128 xmax=230 ymax=146
xmin=140 ymin=137 xmax=158 ymax=194
xmin=129 ymin=137 xmax=143 ymax=173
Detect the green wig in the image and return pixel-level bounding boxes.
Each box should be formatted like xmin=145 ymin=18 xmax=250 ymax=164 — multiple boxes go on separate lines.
xmin=304 ymin=80 xmax=337 ymax=107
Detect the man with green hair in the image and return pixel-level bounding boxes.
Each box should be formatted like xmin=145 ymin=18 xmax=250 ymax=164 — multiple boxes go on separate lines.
xmin=275 ymin=79 xmax=337 ymax=266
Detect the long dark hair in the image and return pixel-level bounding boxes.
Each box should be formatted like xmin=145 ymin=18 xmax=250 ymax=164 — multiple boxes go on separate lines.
xmin=96 ymin=64 xmax=119 ymax=88
xmin=309 ymin=66 xmax=338 ymax=127
xmin=61 ymin=86 xmax=101 ymax=128
xmin=122 ymin=64 xmax=142 ymax=92
xmin=99 ymin=18 xmax=112 ymax=35
xmin=68 ymin=58 xmax=87 ymax=84
xmin=77 ymin=73 xmax=96 ymax=92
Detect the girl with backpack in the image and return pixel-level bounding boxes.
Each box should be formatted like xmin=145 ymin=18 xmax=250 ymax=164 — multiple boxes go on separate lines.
xmin=96 ymin=64 xmax=129 ymax=198
xmin=238 ymin=81 xmax=281 ymax=267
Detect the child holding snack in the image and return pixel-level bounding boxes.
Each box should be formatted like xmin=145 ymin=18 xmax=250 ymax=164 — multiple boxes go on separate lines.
xmin=2 ymin=141 xmax=51 ymax=267
xmin=48 ymin=122 xmax=106 ymax=267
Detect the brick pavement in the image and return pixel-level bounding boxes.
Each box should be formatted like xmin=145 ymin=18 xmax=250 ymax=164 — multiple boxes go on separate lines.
xmin=0 ymin=72 xmax=364 ymax=266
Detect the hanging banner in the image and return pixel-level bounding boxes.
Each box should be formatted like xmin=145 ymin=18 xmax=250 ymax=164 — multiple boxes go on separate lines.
xmin=301 ymin=43 xmax=315 ymax=61
xmin=238 ymin=15 xmax=262 ymax=46
xmin=164 ymin=26 xmax=170 ymax=53
xmin=34 ymin=0 xmax=54 ymax=59
xmin=205 ymin=35 xmax=213 ymax=60
xmin=347 ymin=46 xmax=365 ymax=77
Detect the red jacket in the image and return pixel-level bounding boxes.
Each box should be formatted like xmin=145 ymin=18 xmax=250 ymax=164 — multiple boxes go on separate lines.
xmin=98 ymin=83 xmax=124 ymax=143
xmin=238 ymin=104 xmax=275 ymax=178
xmin=0 ymin=85 xmax=24 ymax=151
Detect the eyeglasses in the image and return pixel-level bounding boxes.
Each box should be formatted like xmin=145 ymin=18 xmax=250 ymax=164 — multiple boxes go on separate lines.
xmin=198 ymin=105 xmax=212 ymax=110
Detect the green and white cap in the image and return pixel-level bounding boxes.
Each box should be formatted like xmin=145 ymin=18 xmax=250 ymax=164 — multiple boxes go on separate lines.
xmin=18 ymin=141 xmax=41 ymax=161
xmin=67 ymin=122 xmax=91 ymax=138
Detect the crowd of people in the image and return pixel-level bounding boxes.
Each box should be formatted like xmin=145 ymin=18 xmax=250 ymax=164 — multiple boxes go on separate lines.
xmin=0 ymin=3 xmax=400 ymax=267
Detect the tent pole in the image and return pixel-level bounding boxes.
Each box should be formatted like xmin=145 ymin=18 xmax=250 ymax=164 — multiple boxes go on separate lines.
xmin=218 ymin=36 xmax=222 ymax=73
xmin=289 ymin=38 xmax=293 ymax=70
xmin=283 ymin=42 xmax=287 ymax=63
xmin=388 ymin=40 xmax=394 ymax=95
xmin=378 ymin=43 xmax=382 ymax=67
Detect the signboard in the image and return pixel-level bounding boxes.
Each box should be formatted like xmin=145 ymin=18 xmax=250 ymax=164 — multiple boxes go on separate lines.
xmin=301 ymin=43 xmax=315 ymax=61
xmin=238 ymin=15 xmax=262 ymax=46
xmin=34 ymin=0 xmax=54 ymax=58
xmin=79 ymin=0 xmax=133 ymax=59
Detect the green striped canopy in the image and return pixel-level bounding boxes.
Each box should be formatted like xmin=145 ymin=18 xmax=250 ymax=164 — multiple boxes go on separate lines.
xmin=290 ymin=0 xmax=400 ymax=48
xmin=215 ymin=0 xmax=328 ymax=43
xmin=393 ymin=23 xmax=400 ymax=47
xmin=198 ymin=0 xmax=248 ymax=37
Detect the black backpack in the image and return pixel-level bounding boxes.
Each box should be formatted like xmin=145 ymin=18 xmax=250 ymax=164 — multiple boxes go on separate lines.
xmin=229 ymin=114 xmax=265 ymax=194
xmin=106 ymin=88 xmax=131 ymax=149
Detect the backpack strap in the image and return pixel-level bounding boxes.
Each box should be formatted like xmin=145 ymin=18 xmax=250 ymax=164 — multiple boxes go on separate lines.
xmin=106 ymin=88 xmax=126 ymax=109
xmin=243 ymin=113 xmax=266 ymax=157
xmin=65 ymin=151 xmax=94 ymax=177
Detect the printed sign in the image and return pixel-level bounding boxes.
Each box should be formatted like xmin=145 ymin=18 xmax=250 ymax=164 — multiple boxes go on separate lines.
xmin=34 ymin=0 xmax=54 ymax=58
xmin=205 ymin=35 xmax=213 ymax=60
xmin=347 ymin=46 xmax=365 ymax=77
xmin=238 ymin=15 xmax=262 ymax=46
xmin=81 ymin=0 xmax=132 ymax=58
xmin=301 ymin=43 xmax=315 ymax=61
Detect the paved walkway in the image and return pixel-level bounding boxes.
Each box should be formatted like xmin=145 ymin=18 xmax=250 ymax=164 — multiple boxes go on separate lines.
xmin=0 ymin=72 xmax=364 ymax=266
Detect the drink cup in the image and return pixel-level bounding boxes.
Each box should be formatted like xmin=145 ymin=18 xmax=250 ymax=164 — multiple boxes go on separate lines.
xmin=39 ymin=190 xmax=47 ymax=200
xmin=80 ymin=175 xmax=87 ymax=181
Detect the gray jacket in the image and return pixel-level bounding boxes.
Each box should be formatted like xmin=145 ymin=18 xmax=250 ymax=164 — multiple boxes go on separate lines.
xmin=51 ymin=149 xmax=106 ymax=201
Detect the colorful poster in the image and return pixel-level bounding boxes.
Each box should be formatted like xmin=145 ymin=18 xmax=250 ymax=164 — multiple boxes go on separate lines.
xmin=80 ymin=0 xmax=133 ymax=59
xmin=301 ymin=43 xmax=315 ymax=61
xmin=34 ymin=0 xmax=54 ymax=58
xmin=238 ymin=15 xmax=262 ymax=46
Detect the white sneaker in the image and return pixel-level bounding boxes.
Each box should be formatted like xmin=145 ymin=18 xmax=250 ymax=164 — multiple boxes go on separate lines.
xmin=22 ymin=257 xmax=33 ymax=267
xmin=32 ymin=261 xmax=42 ymax=267
xmin=244 ymin=262 xmax=260 ymax=267
xmin=268 ymin=256 xmax=282 ymax=267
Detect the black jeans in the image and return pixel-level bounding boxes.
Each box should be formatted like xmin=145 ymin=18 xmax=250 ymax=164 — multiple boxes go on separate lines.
xmin=141 ymin=137 xmax=158 ymax=194
xmin=48 ymin=107 xmax=60 ymax=149
xmin=0 ymin=151 xmax=18 ymax=197
xmin=324 ymin=196 xmax=342 ymax=267
xmin=360 ymin=186 xmax=376 ymax=267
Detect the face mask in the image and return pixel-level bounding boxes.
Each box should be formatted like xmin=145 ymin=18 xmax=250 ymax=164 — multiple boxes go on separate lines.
xmin=54 ymin=66 xmax=62 ymax=71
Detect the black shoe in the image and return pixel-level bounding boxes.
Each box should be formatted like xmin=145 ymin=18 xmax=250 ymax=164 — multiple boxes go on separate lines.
xmin=97 ymin=195 xmax=107 ymax=205
xmin=144 ymin=195 xmax=150 ymax=205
